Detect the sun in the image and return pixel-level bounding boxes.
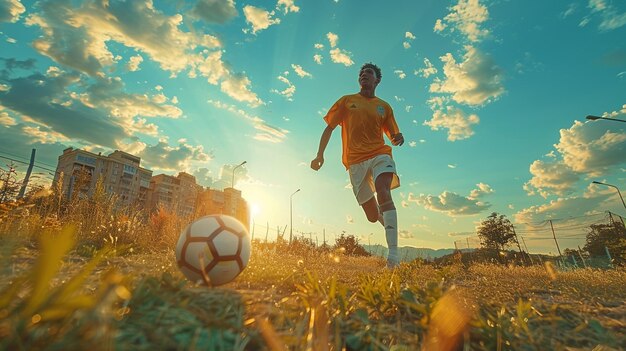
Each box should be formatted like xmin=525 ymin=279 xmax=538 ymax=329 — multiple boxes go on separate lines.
xmin=250 ymin=202 xmax=261 ymax=218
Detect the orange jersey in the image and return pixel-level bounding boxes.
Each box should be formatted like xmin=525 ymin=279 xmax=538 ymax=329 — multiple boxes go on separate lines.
xmin=324 ymin=93 xmax=399 ymax=169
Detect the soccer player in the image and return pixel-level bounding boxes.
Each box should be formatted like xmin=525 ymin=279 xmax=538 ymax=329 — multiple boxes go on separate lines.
xmin=311 ymin=62 xmax=404 ymax=267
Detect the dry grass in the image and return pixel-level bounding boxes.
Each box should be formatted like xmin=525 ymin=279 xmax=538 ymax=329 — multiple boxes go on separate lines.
xmin=0 ymin=194 xmax=625 ymax=350
xmin=1 ymin=233 xmax=624 ymax=351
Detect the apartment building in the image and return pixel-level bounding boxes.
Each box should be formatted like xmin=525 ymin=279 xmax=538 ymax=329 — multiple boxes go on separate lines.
xmin=54 ymin=148 xmax=249 ymax=227
xmin=146 ymin=172 xmax=201 ymax=217
xmin=54 ymin=148 xmax=152 ymax=205
xmin=196 ymin=187 xmax=249 ymax=230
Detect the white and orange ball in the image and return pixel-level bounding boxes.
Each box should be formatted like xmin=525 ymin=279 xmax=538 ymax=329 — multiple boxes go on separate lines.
xmin=175 ymin=215 xmax=251 ymax=286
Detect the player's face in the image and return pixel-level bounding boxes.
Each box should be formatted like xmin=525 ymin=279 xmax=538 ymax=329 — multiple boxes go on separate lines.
xmin=359 ymin=67 xmax=379 ymax=89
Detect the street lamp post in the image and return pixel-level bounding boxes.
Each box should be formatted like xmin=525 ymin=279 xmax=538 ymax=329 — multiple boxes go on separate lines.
xmin=289 ymin=188 xmax=301 ymax=244
xmin=592 ymin=181 xmax=626 ymax=213
xmin=231 ymin=161 xmax=247 ymax=189
xmin=586 ymin=115 xmax=626 ymax=123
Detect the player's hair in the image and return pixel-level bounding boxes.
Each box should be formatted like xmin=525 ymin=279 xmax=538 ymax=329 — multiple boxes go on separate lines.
xmin=360 ymin=62 xmax=382 ymax=80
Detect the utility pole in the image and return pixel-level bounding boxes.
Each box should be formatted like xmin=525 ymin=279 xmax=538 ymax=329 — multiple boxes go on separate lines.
xmin=17 ymin=148 xmax=36 ymax=199
xmin=511 ymin=224 xmax=526 ymax=265
xmin=251 ymin=220 xmax=255 ymax=241
xmin=549 ymin=220 xmax=562 ymax=257
xmin=521 ymin=236 xmax=535 ymax=265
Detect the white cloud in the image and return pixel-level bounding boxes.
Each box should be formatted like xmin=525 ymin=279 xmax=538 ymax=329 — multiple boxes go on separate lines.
xmin=587 ymin=0 xmax=626 ymax=30
xmin=408 ymin=190 xmax=491 ymax=216
xmin=403 ymin=31 xmax=416 ymax=49
xmin=408 ymin=141 xmax=417 ymax=147
xmin=25 ymin=1 xmax=221 ymax=76
xmin=291 ymin=64 xmax=312 ymax=78
xmin=555 ymin=120 xmax=626 ymax=176
xmin=314 ymin=43 xmax=324 ymax=50
xmin=0 ymin=111 xmax=17 ymax=126
xmin=423 ymin=104 xmax=479 ymax=141
xmin=514 ymin=187 xmax=613 ymax=224
xmin=130 ymin=139 xmax=212 ymax=172
xmin=523 ymin=113 xmax=626 ymax=198
xmin=22 ymin=125 xmax=69 ymax=144
xmin=243 ymin=5 xmax=280 ymax=34
xmin=468 ymin=182 xmax=494 ymax=199
xmin=523 ymin=159 xmax=580 ymax=198
xmin=326 ymin=32 xmax=339 ymax=48
xmin=80 ymin=76 xmax=182 ymax=122
xmin=562 ymin=3 xmax=577 ymax=18
xmin=126 ymin=54 xmax=143 ymax=71
xmin=399 ymin=230 xmax=413 ymax=239
xmin=220 ymin=73 xmax=264 ymax=107
xmin=276 ymin=0 xmax=300 ymax=14
xmin=430 ymin=46 xmax=504 ymax=106
xmin=313 ymin=54 xmax=323 ymax=65
xmin=329 ymin=48 xmax=354 ymax=66
xmin=191 ymin=0 xmax=238 ymax=24
xmin=0 ymin=0 xmax=25 ymax=23
xmin=271 ymin=75 xmax=296 ymax=100
xmin=434 ymin=19 xmax=447 ymax=32
xmin=207 ymin=99 xmax=289 ymax=143
xmin=394 ymin=70 xmax=406 ymax=79
xmin=415 ymin=57 xmax=438 ymax=78
xmin=195 ymin=50 xmax=229 ymax=85
xmin=434 ymin=0 xmax=490 ymax=42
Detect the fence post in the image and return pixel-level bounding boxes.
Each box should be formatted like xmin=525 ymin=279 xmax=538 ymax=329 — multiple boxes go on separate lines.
xmin=605 ymin=246 xmax=613 ymax=268
xmin=577 ymin=245 xmax=587 ymax=268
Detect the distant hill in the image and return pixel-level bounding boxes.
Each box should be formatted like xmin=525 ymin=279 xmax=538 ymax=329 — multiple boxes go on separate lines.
xmin=363 ymin=245 xmax=473 ymax=261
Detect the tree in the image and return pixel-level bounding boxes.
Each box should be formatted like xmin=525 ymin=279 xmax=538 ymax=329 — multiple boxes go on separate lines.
xmin=334 ymin=233 xmax=370 ymax=256
xmin=583 ymin=222 xmax=626 ymax=265
xmin=0 ymin=162 xmax=20 ymax=203
xmin=477 ymin=212 xmax=517 ymax=251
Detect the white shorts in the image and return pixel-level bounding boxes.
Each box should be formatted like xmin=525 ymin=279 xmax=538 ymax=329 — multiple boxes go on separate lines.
xmin=349 ymin=154 xmax=400 ymax=205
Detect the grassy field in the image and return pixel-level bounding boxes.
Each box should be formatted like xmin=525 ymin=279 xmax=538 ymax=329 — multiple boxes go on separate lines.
xmin=0 ymin=193 xmax=625 ymax=350
xmin=1 ymin=230 xmax=625 ymax=351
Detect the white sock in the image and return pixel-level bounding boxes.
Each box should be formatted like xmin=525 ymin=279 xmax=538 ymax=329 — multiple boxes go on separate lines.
xmin=383 ymin=210 xmax=398 ymax=263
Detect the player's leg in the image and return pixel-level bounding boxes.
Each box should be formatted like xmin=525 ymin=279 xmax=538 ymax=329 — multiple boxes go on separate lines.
xmin=360 ymin=196 xmax=380 ymax=223
xmin=375 ymin=172 xmax=398 ymax=267
xmin=349 ymin=159 xmax=381 ymax=223
xmin=371 ymin=154 xmax=400 ymax=267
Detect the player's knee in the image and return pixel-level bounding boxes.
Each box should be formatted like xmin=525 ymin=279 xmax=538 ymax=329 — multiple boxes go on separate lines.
xmin=379 ymin=199 xmax=395 ymax=212
xmin=366 ymin=212 xmax=379 ymax=223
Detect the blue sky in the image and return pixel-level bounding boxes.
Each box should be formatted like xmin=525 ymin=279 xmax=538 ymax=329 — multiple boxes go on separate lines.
xmin=0 ymin=0 xmax=625 ymax=252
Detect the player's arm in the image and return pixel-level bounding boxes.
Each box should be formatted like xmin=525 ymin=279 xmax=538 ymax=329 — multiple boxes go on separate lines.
xmin=383 ymin=106 xmax=404 ymax=146
xmin=391 ymin=132 xmax=404 ymax=146
xmin=311 ymin=125 xmax=335 ymax=171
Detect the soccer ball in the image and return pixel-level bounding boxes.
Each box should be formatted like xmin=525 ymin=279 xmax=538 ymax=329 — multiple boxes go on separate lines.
xmin=175 ymin=215 xmax=251 ymax=286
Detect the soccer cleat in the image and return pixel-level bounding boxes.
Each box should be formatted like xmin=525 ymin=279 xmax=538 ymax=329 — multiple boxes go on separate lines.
xmin=386 ymin=258 xmax=399 ymax=269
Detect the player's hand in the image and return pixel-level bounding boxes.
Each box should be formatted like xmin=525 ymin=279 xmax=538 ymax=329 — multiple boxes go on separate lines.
xmin=391 ymin=133 xmax=404 ymax=146
xmin=311 ymin=155 xmax=324 ymax=171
